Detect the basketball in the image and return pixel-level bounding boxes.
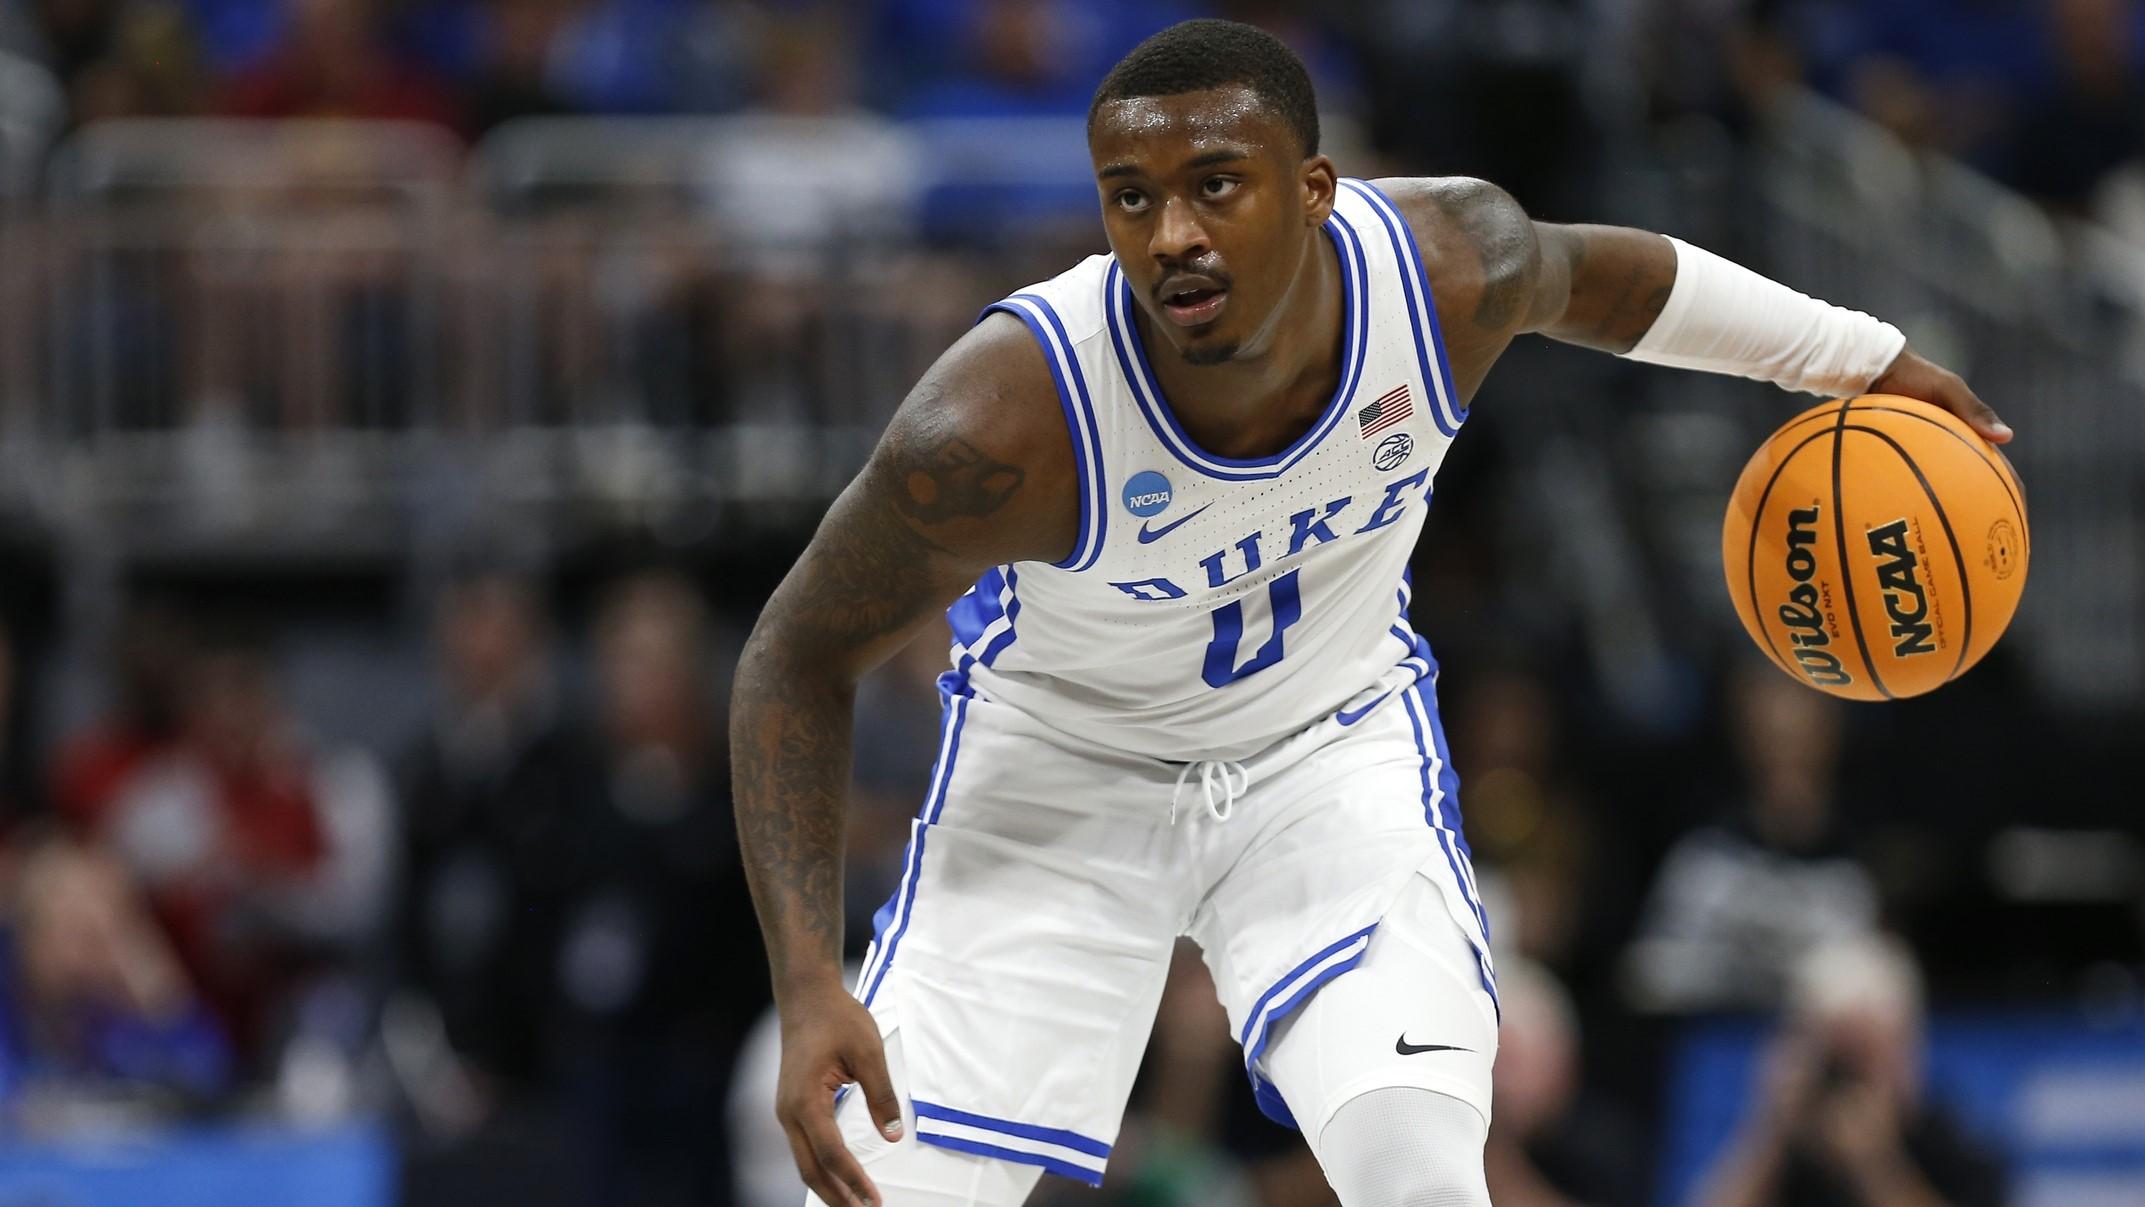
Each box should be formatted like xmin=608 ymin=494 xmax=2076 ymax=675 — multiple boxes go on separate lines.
xmin=1722 ymin=394 xmax=2029 ymax=701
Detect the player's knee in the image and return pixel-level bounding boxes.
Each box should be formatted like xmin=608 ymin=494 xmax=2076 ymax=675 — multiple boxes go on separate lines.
xmin=1316 ymin=1088 xmax=1490 ymax=1207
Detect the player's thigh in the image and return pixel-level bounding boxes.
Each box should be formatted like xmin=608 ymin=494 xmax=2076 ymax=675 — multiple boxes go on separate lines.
xmin=1257 ymin=867 xmax=1499 ymax=1157
xmin=850 ymin=694 xmax=1184 ymax=1187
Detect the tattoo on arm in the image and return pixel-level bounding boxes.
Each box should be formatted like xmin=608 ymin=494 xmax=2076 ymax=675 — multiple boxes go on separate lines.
xmin=1426 ymin=181 xmax=1538 ymax=333
xmin=731 ymin=666 xmax=851 ymax=988
xmin=733 ymin=416 xmax=1027 ymax=994
xmin=895 ymin=437 xmax=1025 ymax=526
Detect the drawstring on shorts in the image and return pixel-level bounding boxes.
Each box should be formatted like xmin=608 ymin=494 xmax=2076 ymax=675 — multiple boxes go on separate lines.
xmin=1170 ymin=758 xmax=1250 ymax=824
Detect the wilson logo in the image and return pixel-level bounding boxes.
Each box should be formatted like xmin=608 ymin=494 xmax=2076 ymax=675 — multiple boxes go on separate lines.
xmin=1778 ymin=504 xmax=1851 ymax=687
xmin=1866 ymin=519 xmax=1937 ymax=657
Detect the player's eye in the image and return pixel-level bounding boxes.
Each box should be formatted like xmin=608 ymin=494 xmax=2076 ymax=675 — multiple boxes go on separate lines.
xmin=1201 ymin=177 xmax=1241 ymax=199
xmin=1115 ymin=190 xmax=1150 ymax=214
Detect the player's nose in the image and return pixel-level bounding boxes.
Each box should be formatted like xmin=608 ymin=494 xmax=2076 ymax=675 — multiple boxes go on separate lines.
xmin=1149 ymin=195 xmax=1208 ymax=265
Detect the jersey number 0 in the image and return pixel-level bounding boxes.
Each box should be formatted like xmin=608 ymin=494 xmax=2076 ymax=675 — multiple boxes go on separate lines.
xmin=1201 ymin=570 xmax=1304 ymax=688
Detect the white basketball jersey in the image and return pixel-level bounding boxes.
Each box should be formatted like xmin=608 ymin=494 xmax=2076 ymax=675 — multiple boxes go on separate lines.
xmin=951 ymin=180 xmax=1469 ymax=762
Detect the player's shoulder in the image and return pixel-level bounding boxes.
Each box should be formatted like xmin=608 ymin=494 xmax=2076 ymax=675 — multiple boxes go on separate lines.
xmin=911 ymin=308 xmax=1065 ymax=458
xmin=853 ymin=301 xmax=1083 ymax=571
xmin=920 ymin=251 xmax=1118 ymax=461
xmin=882 ymin=274 xmax=1092 ymax=512
xmin=1363 ymin=175 xmax=1541 ymax=337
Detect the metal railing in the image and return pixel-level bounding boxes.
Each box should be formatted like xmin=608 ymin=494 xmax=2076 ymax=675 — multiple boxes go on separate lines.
xmin=0 ymin=106 xmax=2136 ymax=705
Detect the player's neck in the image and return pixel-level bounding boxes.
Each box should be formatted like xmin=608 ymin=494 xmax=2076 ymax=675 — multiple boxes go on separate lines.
xmin=1141 ymin=231 xmax=1344 ymax=462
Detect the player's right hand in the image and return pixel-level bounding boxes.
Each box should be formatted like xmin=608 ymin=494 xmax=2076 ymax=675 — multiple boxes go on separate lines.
xmin=776 ymin=986 xmax=903 ymax=1207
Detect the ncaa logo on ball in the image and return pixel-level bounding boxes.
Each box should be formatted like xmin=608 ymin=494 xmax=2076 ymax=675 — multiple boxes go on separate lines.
xmin=1372 ymin=433 xmax=1414 ymax=472
xmin=1122 ymin=470 xmax=1172 ymax=517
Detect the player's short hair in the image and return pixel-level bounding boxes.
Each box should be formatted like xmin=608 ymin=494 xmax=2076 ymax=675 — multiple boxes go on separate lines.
xmin=1089 ymin=19 xmax=1320 ymax=158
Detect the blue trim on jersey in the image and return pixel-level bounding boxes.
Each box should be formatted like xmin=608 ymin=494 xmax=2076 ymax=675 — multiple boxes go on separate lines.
xmin=1025 ymin=296 xmax=1109 ymax=572
xmin=951 ymin=567 xmax=1020 ymax=676
xmin=860 ymin=676 xmax=975 ymax=1007
xmin=1237 ymin=923 xmax=1378 ymax=1128
xmin=923 ymin=678 xmax=972 ymax=827
xmin=980 ymin=297 xmax=1106 ymax=571
xmin=1340 ymin=179 xmax=1469 ymax=437
xmin=947 ymin=567 xmax=1007 ymax=649
xmin=913 ymin=1133 xmax=1104 ymax=1187
xmin=912 ymin=1101 xmax=1112 ymax=1158
xmin=979 ymin=567 xmax=1021 ymax=667
xmin=1400 ymin=683 xmax=1499 ymax=1012
xmin=1420 ymin=687 xmax=1480 ymax=870
xmin=1103 ymin=214 xmax=1368 ymax=481
xmin=860 ymin=823 xmax=928 ymax=1008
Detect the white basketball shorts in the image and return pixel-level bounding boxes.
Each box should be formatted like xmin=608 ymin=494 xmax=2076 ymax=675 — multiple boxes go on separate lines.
xmin=839 ymin=669 xmax=1498 ymax=1188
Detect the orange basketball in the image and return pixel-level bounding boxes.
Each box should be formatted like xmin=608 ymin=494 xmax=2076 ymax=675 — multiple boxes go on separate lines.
xmin=1722 ymin=394 xmax=2029 ymax=700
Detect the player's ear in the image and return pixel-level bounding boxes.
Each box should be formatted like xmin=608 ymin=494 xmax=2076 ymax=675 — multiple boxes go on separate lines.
xmin=1301 ymin=155 xmax=1338 ymax=226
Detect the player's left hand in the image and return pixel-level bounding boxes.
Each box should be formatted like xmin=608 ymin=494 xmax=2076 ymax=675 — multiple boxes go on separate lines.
xmin=1868 ymin=347 xmax=2013 ymax=444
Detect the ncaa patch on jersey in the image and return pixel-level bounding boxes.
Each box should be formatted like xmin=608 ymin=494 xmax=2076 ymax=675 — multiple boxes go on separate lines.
xmin=1122 ymin=470 xmax=1173 ymax=517
xmin=1373 ymin=433 xmax=1415 ymax=472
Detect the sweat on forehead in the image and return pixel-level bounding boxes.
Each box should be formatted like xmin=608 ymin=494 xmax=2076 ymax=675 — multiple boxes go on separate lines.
xmin=1089 ymin=88 xmax=1294 ymax=164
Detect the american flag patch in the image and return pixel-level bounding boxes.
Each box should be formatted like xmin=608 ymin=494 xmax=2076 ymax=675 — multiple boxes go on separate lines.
xmin=1358 ymin=384 xmax=1413 ymax=439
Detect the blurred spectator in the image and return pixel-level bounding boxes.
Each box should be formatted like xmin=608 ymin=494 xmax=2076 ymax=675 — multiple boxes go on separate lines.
xmin=64 ymin=2 xmax=209 ymax=124
xmin=221 ymin=0 xmax=463 ymax=133
xmin=52 ymin=602 xmax=195 ymax=833
xmin=898 ymin=0 xmax=1116 ymax=119
xmin=3 ymin=0 xmax=124 ymax=87
xmin=545 ymin=570 xmax=756 ymax=1205
xmin=1485 ymin=958 xmax=1648 ymax=1207
xmin=694 ymin=6 xmax=922 ymax=259
xmin=1450 ymin=663 xmax=1633 ymax=1010
xmin=1692 ymin=934 xmax=2007 ymax=1207
xmin=873 ymin=0 xmax=1194 ymax=113
xmin=1829 ymin=0 xmax=2041 ymax=174
xmin=463 ymin=0 xmax=582 ymax=135
xmin=0 ymin=831 xmax=232 ymax=1123
xmin=56 ymin=617 xmax=393 ymax=1065
xmin=1348 ymin=0 xmax=1603 ymax=212
xmin=1622 ymin=665 xmax=1879 ymax=1014
xmin=2009 ymin=0 xmax=2145 ymax=213
xmin=396 ymin=569 xmax=582 ymax=1088
xmin=0 ymin=621 xmax=39 ymax=836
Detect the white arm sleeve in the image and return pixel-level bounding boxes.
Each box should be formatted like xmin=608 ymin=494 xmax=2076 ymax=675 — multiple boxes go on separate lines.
xmin=1619 ymin=237 xmax=1907 ymax=398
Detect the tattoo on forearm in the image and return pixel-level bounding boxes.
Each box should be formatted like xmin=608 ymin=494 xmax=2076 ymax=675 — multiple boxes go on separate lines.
xmin=896 ymin=437 xmax=1025 ymax=525
xmin=733 ymin=666 xmax=851 ymax=978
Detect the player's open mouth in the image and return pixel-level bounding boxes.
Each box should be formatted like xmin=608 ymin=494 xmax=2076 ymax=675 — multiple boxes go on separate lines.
xmin=1161 ymin=286 xmax=1228 ymax=326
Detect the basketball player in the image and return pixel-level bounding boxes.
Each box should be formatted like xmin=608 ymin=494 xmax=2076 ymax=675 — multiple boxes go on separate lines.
xmin=732 ymin=19 xmax=2010 ymax=1207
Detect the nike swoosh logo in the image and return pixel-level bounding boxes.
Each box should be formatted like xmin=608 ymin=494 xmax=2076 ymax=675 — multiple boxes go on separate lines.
xmin=1136 ymin=503 xmax=1212 ymax=544
xmin=1335 ymin=692 xmax=1392 ymax=726
xmin=1396 ymin=1036 xmax=1473 ymax=1056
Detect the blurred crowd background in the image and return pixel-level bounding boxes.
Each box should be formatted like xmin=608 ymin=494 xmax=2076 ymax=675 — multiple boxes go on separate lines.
xmin=0 ymin=0 xmax=2142 ymax=1205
